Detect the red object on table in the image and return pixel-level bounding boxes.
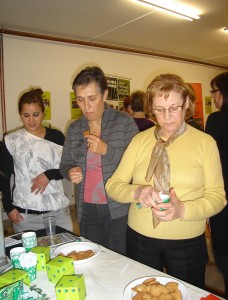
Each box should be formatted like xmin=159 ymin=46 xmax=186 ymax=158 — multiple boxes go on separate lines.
xmin=201 ymin=294 xmax=221 ymax=300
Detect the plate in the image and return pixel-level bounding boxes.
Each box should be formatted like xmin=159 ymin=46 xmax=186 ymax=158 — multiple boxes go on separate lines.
xmin=123 ymin=276 xmax=189 ymax=300
xmin=52 ymin=241 xmax=101 ymax=265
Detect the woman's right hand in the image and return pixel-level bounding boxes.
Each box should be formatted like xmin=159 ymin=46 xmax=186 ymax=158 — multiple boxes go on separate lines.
xmin=68 ymin=166 xmax=83 ymax=184
xmin=133 ymin=185 xmax=161 ymax=208
xmin=8 ymin=208 xmax=24 ymax=224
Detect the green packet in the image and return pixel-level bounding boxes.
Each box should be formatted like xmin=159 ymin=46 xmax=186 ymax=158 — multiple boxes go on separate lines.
xmin=0 ymin=280 xmax=44 ymax=300
xmin=136 ymin=193 xmax=170 ymax=209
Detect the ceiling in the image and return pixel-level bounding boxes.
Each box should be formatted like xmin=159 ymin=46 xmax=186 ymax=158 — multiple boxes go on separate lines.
xmin=0 ymin=0 xmax=228 ymax=69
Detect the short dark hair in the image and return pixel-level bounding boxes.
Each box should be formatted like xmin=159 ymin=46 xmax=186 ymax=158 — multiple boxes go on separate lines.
xmin=72 ymin=66 xmax=108 ymax=95
xmin=18 ymin=88 xmax=44 ymax=114
xmin=211 ymin=72 xmax=228 ymax=111
xmin=130 ymin=91 xmax=145 ymax=112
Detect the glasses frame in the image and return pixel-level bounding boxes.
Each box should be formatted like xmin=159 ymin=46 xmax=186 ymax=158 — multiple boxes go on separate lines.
xmin=152 ymin=104 xmax=184 ymax=115
xmin=210 ymin=89 xmax=220 ymax=95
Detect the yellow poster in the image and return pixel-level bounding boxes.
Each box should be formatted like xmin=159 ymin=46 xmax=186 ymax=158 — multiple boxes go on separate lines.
xmin=205 ymin=97 xmax=212 ymax=114
xmin=105 ymin=76 xmax=130 ymax=109
xmin=106 ymin=76 xmax=118 ymax=100
xmin=42 ymin=91 xmax=51 ymax=120
xmin=70 ymin=92 xmax=82 ymax=119
xmin=118 ymin=78 xmax=130 ymax=102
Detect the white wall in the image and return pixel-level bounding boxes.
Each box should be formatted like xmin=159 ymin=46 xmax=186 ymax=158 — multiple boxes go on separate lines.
xmin=1 ymin=34 xmax=224 ymax=138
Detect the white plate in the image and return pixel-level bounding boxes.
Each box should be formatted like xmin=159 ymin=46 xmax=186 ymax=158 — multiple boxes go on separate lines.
xmin=52 ymin=241 xmax=101 ymax=265
xmin=123 ymin=276 xmax=189 ymax=300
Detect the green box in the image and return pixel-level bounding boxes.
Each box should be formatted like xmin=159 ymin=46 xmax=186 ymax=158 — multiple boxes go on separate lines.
xmin=0 ymin=282 xmax=5 ymax=288
xmin=0 ymin=280 xmax=43 ymax=299
xmin=0 ymin=268 xmax=30 ymax=287
xmin=46 ymin=256 xmax=74 ymax=284
xmin=0 ymin=281 xmax=24 ymax=300
xmin=30 ymin=246 xmax=50 ymax=270
xmin=55 ymin=275 xmax=86 ymax=300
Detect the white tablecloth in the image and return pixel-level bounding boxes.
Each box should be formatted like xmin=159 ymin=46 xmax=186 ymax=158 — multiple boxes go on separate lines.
xmin=31 ymin=241 xmax=220 ymax=300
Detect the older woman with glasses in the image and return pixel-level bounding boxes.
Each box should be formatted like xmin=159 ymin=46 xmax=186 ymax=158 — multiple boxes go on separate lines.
xmin=106 ymin=73 xmax=226 ymax=289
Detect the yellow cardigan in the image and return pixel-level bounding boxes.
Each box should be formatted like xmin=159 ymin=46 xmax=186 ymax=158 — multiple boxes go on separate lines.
xmin=106 ymin=125 xmax=226 ymax=240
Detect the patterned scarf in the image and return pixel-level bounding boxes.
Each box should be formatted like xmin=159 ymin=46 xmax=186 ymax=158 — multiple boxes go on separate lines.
xmin=145 ymin=121 xmax=188 ymax=227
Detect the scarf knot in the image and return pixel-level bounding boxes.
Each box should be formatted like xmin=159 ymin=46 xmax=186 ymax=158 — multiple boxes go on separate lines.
xmin=145 ymin=122 xmax=187 ymax=194
xmin=145 ymin=122 xmax=188 ymax=228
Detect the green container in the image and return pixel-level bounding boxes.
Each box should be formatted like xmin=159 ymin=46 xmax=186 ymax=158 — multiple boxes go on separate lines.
xmin=159 ymin=193 xmax=170 ymax=210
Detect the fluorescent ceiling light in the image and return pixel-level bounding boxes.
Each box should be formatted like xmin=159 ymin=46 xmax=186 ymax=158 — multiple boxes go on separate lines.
xmin=136 ymin=0 xmax=200 ymax=21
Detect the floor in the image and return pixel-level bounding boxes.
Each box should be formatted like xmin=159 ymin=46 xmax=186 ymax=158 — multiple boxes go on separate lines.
xmin=3 ymin=204 xmax=225 ymax=299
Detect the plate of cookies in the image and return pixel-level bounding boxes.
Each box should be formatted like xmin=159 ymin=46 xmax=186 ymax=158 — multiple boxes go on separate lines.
xmin=53 ymin=241 xmax=101 ymax=265
xmin=123 ymin=276 xmax=189 ymax=300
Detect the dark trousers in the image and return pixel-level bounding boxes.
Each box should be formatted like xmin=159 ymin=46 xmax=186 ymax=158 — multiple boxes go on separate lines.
xmin=80 ymin=203 xmax=128 ymax=255
xmin=126 ymin=226 xmax=208 ymax=289
xmin=212 ymin=248 xmax=228 ymax=299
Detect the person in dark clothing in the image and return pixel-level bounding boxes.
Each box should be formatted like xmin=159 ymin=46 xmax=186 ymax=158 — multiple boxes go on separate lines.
xmin=205 ymin=72 xmax=228 ymax=299
xmin=130 ymin=90 xmax=155 ymax=131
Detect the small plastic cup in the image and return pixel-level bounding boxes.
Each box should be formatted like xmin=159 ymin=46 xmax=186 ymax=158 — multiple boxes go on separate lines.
xmin=21 ymin=232 xmax=37 ymax=252
xmin=159 ymin=193 xmax=170 ymax=210
xmin=24 ymin=265 xmax=37 ymax=281
xmin=43 ymin=216 xmax=56 ymax=235
xmin=10 ymin=247 xmax=26 ymax=268
xmin=19 ymin=252 xmax=37 ymax=281
xmin=136 ymin=193 xmax=170 ymax=210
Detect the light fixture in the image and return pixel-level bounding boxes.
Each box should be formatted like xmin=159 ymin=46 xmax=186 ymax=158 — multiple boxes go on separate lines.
xmin=136 ymin=0 xmax=200 ymax=21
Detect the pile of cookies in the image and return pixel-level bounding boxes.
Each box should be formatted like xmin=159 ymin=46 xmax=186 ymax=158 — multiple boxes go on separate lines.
xmin=59 ymin=249 xmax=94 ymax=261
xmin=132 ymin=277 xmax=181 ymax=300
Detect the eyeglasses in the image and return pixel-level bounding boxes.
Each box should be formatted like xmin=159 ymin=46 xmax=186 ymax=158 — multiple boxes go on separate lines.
xmin=152 ymin=104 xmax=184 ymax=115
xmin=210 ymin=89 xmax=220 ymax=95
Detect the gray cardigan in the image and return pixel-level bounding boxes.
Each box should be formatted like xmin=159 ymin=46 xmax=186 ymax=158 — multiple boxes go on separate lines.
xmin=60 ymin=103 xmax=139 ymax=221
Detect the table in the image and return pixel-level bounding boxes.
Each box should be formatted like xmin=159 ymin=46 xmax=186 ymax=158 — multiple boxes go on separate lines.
xmin=5 ymin=227 xmax=223 ymax=300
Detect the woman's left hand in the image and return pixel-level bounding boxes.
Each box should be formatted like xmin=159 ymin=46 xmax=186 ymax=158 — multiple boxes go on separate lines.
xmin=153 ymin=188 xmax=185 ymax=221
xmin=31 ymin=173 xmax=49 ymax=194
